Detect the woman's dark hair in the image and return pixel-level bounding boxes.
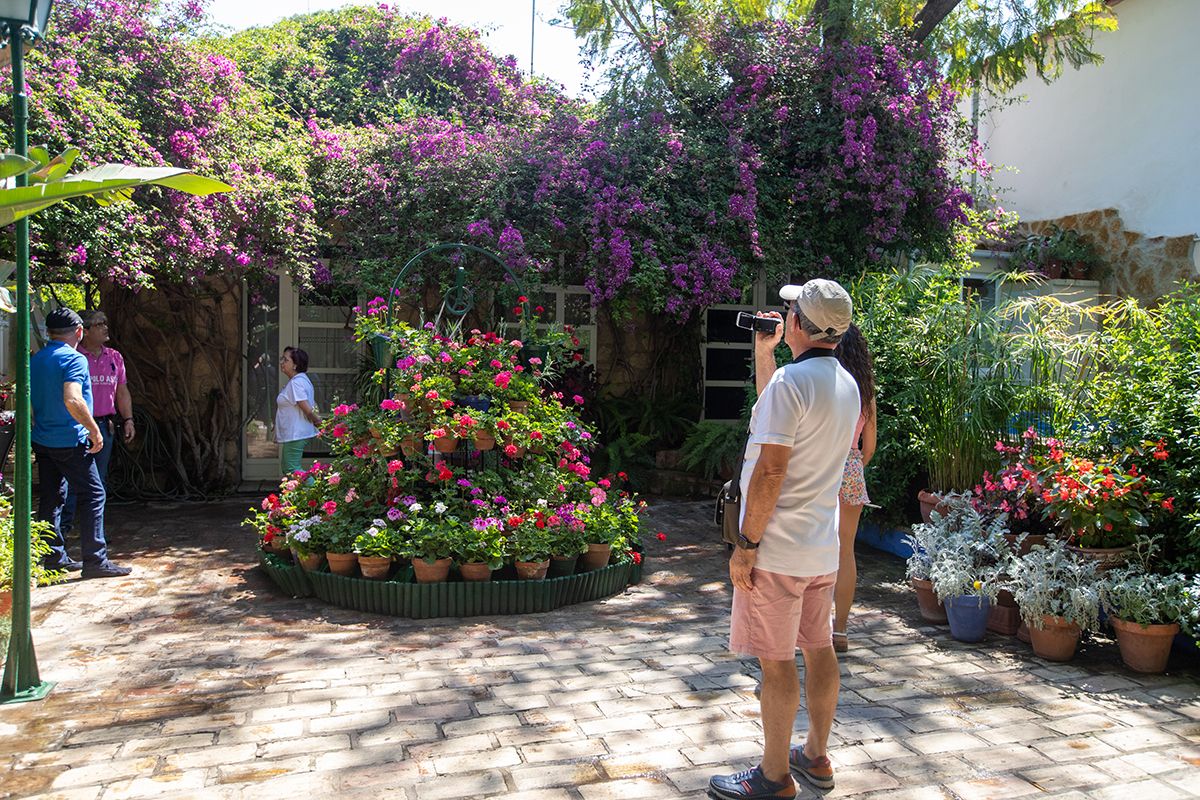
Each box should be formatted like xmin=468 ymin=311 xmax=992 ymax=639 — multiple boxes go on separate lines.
xmin=835 ymin=324 xmax=875 ymax=417
xmin=287 ymin=347 xmax=309 ymax=373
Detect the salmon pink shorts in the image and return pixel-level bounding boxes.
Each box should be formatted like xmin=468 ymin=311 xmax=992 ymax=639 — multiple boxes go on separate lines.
xmin=730 ymin=568 xmax=837 ymax=660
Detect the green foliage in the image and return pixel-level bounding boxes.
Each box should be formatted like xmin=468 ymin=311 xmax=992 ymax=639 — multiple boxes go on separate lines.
xmin=591 ymin=432 xmax=656 ymax=490
xmin=679 ymin=420 xmax=744 ymax=480
xmin=353 ymin=523 xmax=397 ymax=559
xmin=919 ymin=495 xmax=1012 ymax=603
xmin=0 ymin=499 xmax=65 ymax=592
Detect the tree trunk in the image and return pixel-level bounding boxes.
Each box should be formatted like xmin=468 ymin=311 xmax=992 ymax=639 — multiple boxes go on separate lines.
xmin=100 ymin=276 xmax=243 ymax=495
xmin=912 ymin=0 xmax=964 ymax=43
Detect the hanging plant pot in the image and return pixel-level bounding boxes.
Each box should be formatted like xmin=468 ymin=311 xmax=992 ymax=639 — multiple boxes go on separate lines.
xmin=508 ymin=400 xmax=531 ymax=415
xmin=459 ymin=562 xmax=492 ymax=582
xmin=1111 ymin=618 xmax=1180 ymax=674
xmin=412 ymin=557 xmax=452 ymax=583
xmin=325 ymin=552 xmax=358 ymax=577
xmin=1028 ymin=614 xmax=1081 ymax=661
xmin=473 ymin=432 xmax=496 ymax=451
xmin=579 ymin=543 xmax=612 ymax=572
xmin=400 ymin=436 xmax=424 ymax=457
xmin=433 ymin=435 xmax=460 ymax=454
xmin=515 ymin=559 xmax=550 ymax=580
xmin=292 ymin=549 xmax=324 ymax=572
xmin=358 ymin=555 xmax=393 ymax=580
xmin=548 ymin=554 xmax=580 ymax=578
xmin=911 ymin=578 xmax=948 ymax=624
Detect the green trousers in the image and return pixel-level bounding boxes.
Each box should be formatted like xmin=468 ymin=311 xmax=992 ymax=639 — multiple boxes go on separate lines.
xmin=280 ymin=438 xmax=311 ymax=477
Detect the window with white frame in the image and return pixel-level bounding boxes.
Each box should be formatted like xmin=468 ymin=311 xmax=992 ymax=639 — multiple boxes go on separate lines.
xmin=524 ymin=284 xmax=598 ymax=364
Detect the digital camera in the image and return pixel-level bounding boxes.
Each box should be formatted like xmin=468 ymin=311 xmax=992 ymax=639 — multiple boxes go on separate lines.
xmin=735 ymin=311 xmax=782 ymax=334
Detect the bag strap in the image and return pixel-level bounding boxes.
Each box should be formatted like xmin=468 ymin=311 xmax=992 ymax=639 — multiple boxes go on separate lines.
xmin=728 ymin=431 xmax=751 ymax=501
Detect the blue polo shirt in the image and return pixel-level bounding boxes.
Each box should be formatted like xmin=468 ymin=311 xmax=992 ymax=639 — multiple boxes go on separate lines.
xmin=31 ymin=340 xmax=91 ymax=448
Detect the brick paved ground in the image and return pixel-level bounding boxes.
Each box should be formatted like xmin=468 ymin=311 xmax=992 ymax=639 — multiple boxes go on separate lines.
xmin=2 ymin=497 xmax=1199 ymax=800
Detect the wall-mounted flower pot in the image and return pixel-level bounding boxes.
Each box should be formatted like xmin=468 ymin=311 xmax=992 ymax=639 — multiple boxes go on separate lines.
xmin=473 ymin=433 xmax=496 ymax=451
xmin=508 ymin=400 xmax=530 ymax=415
xmin=432 ymin=435 xmax=459 ymax=453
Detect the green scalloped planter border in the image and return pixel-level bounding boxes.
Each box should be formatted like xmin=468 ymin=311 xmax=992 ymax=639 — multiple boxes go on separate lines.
xmin=258 ymin=549 xmax=313 ymax=597
xmin=257 ymin=548 xmax=643 ymax=618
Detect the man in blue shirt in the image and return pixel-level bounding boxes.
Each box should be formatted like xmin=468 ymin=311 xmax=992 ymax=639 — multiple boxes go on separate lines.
xmin=32 ymin=307 xmax=131 ymax=579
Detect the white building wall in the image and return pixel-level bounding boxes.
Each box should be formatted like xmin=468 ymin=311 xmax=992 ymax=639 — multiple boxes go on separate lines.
xmin=975 ymin=0 xmax=1200 ymax=239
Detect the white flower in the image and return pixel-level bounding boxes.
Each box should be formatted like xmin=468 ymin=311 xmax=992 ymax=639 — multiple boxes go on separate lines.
xmin=434 ymin=502 xmax=448 ymax=514
xmin=372 ymin=518 xmax=387 ymax=528
xmin=536 ymin=498 xmax=548 ymax=507
xmin=409 ymin=503 xmax=423 ymax=513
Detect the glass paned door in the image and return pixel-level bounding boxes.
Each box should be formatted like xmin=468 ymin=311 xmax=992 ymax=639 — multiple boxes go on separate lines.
xmin=296 ymin=284 xmax=360 ymax=458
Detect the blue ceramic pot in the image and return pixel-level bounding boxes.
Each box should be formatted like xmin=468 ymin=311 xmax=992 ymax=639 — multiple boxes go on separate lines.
xmin=945 ymin=595 xmax=991 ymax=642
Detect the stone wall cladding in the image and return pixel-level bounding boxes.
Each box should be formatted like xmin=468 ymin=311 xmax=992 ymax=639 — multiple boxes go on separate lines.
xmin=1023 ymin=208 xmax=1198 ymax=302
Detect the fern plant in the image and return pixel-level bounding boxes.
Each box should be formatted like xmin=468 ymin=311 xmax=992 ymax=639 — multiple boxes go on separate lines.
xmin=680 ymin=421 xmax=744 ymax=480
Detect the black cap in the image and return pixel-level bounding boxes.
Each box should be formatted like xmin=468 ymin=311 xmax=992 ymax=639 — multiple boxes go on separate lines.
xmin=45 ymin=307 xmax=83 ymax=332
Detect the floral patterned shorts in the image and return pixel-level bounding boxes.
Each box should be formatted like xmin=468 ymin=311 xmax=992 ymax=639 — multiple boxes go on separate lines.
xmin=840 ymin=447 xmax=870 ymax=506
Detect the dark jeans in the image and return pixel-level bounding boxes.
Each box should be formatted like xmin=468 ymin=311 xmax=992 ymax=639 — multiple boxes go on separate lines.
xmin=59 ymin=417 xmax=115 ymax=535
xmin=34 ymin=441 xmax=109 ymax=568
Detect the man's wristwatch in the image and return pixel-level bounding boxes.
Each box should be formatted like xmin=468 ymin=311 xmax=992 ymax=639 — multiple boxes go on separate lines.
xmin=736 ymin=533 xmax=760 ymax=550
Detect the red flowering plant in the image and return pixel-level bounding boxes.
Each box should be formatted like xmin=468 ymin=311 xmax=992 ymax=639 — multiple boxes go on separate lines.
xmin=1039 ymin=441 xmax=1173 ymax=549
xmin=243 ymin=460 xmax=334 ymax=550
xmin=971 ymin=428 xmax=1058 ymax=536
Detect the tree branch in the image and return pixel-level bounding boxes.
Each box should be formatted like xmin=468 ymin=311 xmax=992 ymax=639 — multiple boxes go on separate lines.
xmin=912 ymin=0 xmax=963 ymax=43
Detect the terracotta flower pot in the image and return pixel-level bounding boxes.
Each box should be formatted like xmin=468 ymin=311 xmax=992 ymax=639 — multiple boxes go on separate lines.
xmin=473 ymin=432 xmax=496 ymax=452
xmin=1067 ymin=544 xmax=1131 ymax=572
xmin=1003 ymin=533 xmax=1047 ymax=556
xmin=358 ymin=555 xmax=393 ymax=580
xmin=412 ymin=556 xmax=452 ymax=583
xmin=0 ymin=589 xmax=11 ymax=618
xmin=432 ymin=435 xmax=459 ymax=454
xmin=325 ymin=552 xmax=358 ymax=577
xmin=292 ymin=549 xmax=324 ymax=572
xmin=579 ymin=543 xmax=612 ymax=572
xmin=1110 ymin=617 xmax=1180 ymax=674
xmin=911 ymin=577 xmax=948 ymax=624
xmin=263 ymin=538 xmax=290 ymax=555
xmin=515 ymin=559 xmax=550 ymax=580
xmin=917 ymin=489 xmax=947 ymax=524
xmin=1028 ymin=614 xmax=1081 ymax=661
xmin=508 ymin=400 xmax=530 ymax=414
xmin=501 ymin=439 xmax=526 ymax=458
xmin=400 ymin=436 xmax=424 ymax=457
xmin=459 ymin=562 xmax=492 ymax=582
xmin=548 ymin=554 xmax=579 ymax=578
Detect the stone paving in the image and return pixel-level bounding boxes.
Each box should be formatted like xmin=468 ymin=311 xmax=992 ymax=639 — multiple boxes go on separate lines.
xmin=2 ymin=497 xmax=1199 ymax=800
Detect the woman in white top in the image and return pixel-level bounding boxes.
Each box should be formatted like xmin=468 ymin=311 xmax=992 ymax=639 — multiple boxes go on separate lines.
xmin=276 ymin=347 xmax=321 ymax=477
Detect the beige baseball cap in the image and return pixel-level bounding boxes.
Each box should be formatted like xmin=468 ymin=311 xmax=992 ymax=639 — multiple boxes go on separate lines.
xmin=779 ymin=279 xmax=853 ymax=337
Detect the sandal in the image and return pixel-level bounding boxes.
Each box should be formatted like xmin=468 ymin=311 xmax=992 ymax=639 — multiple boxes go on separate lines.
xmin=831 ymin=631 xmax=848 ymax=653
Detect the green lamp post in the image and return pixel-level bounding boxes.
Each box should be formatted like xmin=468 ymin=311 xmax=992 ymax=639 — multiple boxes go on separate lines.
xmin=0 ymin=0 xmax=55 ymax=705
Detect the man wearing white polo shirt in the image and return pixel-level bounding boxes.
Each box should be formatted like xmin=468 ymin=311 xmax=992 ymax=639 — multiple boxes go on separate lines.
xmin=709 ymin=279 xmax=860 ymax=800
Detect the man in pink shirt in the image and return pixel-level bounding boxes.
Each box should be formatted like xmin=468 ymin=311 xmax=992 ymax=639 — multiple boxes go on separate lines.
xmin=61 ymin=310 xmax=135 ymax=536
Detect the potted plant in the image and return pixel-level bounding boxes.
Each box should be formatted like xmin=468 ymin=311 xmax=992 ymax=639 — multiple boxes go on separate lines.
xmin=900 ymin=297 xmax=1015 ymax=521
xmin=465 ymin=408 xmax=497 ymax=451
xmin=1010 ymin=537 xmax=1100 ymax=661
xmin=924 ymin=498 xmax=1011 ymax=642
xmin=1038 ymin=443 xmax=1167 ymax=569
xmin=455 ymin=517 xmax=507 ymax=582
xmin=901 ymin=523 xmax=947 ymax=624
xmin=353 ymin=523 xmax=395 ymax=580
xmin=509 ymin=513 xmax=554 ymax=579
xmin=286 ymin=514 xmax=327 ymax=571
xmin=548 ymin=518 xmax=588 ymax=577
xmin=399 ymin=503 xmax=456 ymax=583
xmin=323 ymin=515 xmax=363 ymax=576
xmin=1 ymin=498 xmax=65 ymax=616
xmin=1101 ymin=551 xmax=1189 ymax=674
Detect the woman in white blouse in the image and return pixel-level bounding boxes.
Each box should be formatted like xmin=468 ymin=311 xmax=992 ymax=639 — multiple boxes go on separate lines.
xmin=276 ymin=347 xmax=321 ymax=477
